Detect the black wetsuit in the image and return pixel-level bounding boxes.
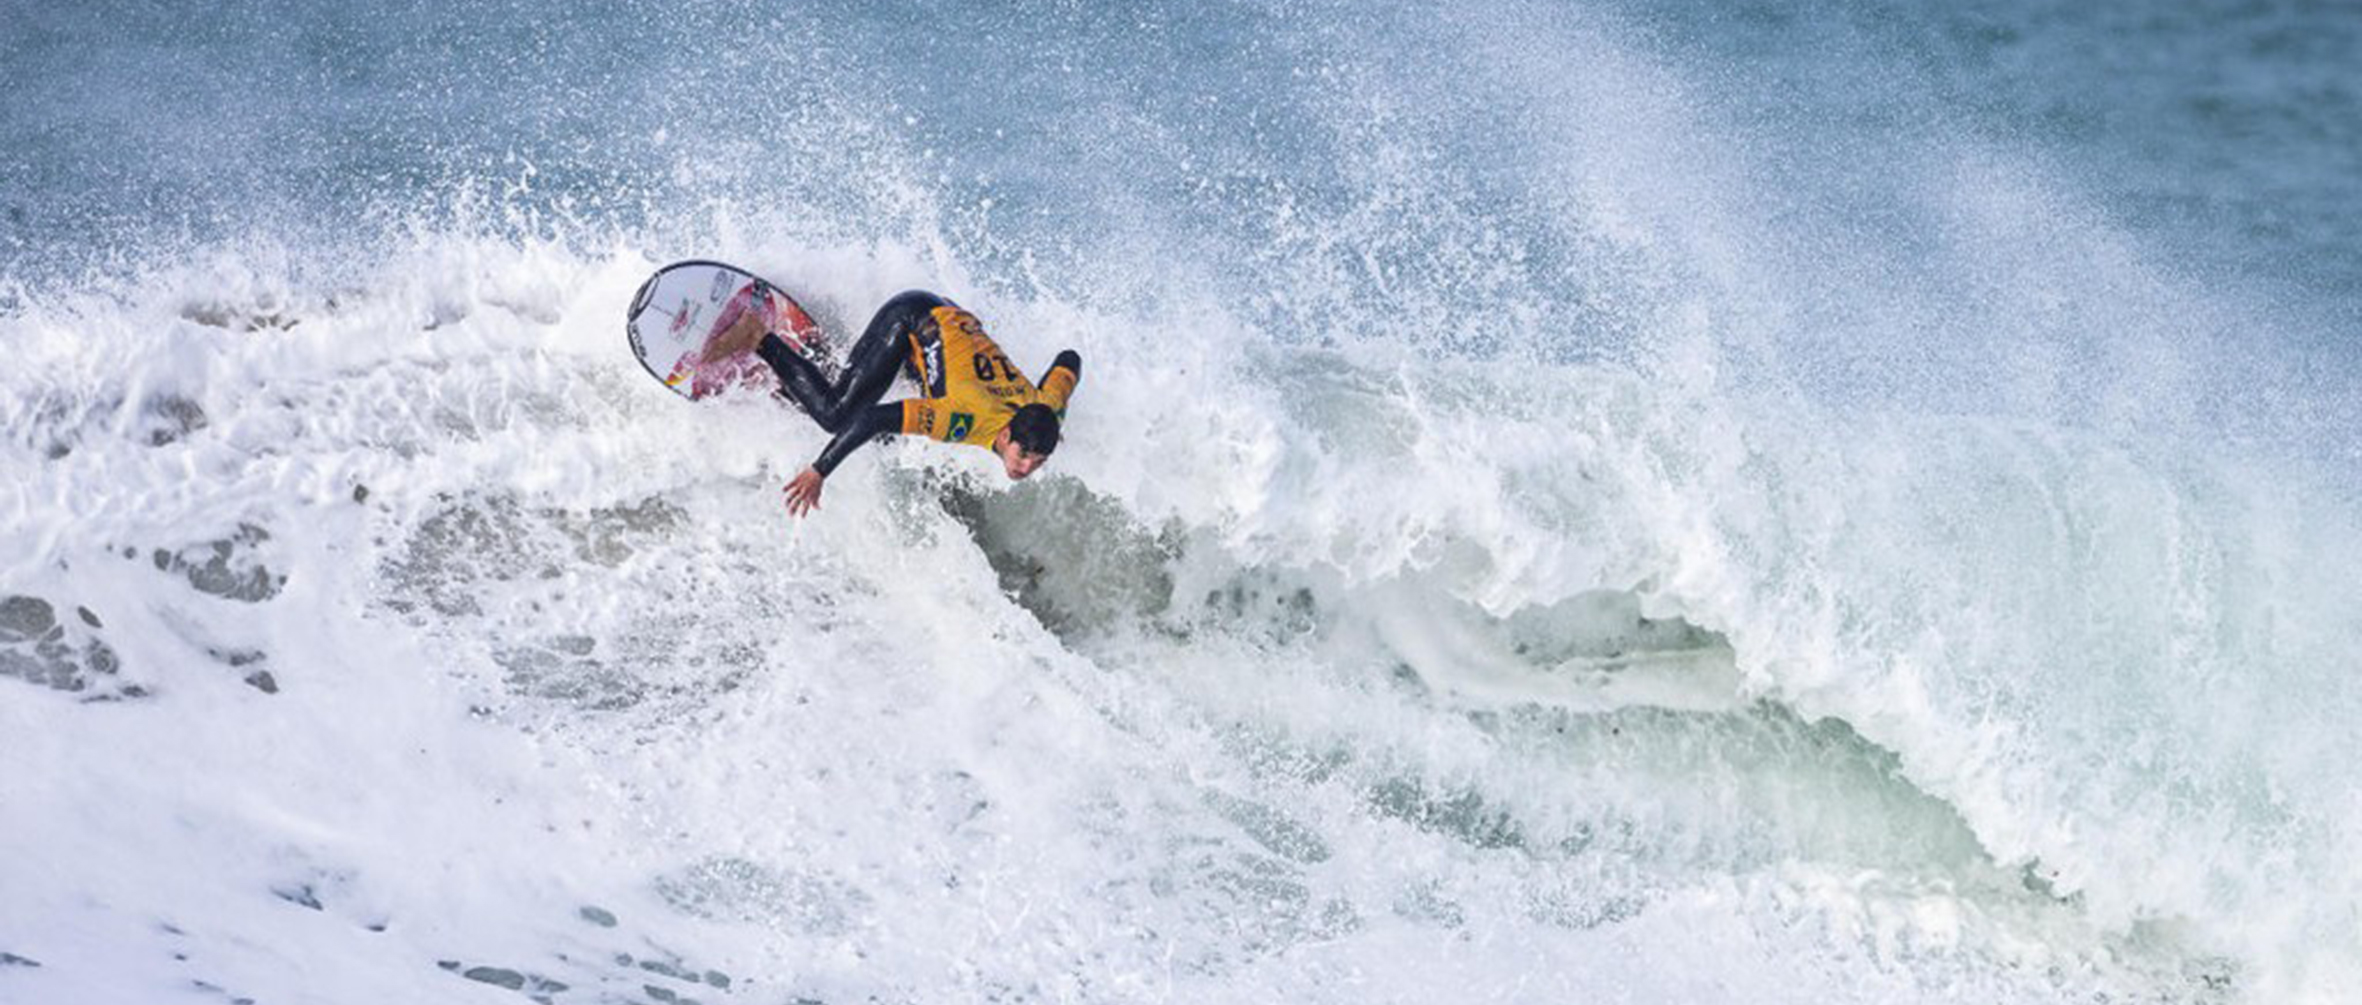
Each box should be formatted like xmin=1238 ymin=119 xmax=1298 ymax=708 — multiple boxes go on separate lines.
xmin=758 ymin=290 xmax=944 ymax=476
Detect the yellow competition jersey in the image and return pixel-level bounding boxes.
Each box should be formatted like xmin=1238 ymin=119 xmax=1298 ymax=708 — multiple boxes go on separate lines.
xmin=898 ymin=306 xmax=1078 ymax=447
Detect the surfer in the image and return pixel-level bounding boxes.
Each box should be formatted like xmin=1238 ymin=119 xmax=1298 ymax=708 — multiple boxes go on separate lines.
xmin=731 ymin=290 xmax=1080 ymax=517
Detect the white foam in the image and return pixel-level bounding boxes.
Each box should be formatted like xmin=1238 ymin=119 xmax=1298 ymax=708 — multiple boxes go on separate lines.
xmin=6 ymin=64 xmax=2360 ymax=1003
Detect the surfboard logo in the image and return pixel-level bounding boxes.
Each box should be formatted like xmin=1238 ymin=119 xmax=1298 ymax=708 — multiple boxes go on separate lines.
xmin=709 ymin=270 xmax=734 ymax=302
xmin=669 ymin=298 xmax=701 ymax=337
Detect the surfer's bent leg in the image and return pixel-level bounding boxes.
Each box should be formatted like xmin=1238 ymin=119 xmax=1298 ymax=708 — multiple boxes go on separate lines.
xmin=759 ymin=291 xmax=948 ymax=432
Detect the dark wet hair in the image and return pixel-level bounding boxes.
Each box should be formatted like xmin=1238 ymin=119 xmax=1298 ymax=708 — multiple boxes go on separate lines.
xmin=1007 ymin=403 xmax=1062 ymax=456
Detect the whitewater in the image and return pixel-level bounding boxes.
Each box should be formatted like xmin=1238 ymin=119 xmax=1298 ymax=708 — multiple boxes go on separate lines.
xmin=5 ymin=1 xmax=2361 ymax=1002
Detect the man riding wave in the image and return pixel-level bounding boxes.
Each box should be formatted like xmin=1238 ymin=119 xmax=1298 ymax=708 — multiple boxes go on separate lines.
xmin=718 ymin=290 xmax=1080 ymax=517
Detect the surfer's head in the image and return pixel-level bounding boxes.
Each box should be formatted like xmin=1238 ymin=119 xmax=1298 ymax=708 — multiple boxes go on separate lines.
xmin=996 ymin=404 xmax=1062 ymax=480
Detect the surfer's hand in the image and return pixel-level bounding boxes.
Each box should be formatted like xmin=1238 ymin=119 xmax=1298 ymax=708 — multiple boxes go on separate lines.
xmin=784 ymin=467 xmax=825 ymax=517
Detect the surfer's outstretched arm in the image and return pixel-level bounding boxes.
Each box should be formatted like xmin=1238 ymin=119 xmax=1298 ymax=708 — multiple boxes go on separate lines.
xmin=767 ymin=293 xmax=948 ymax=519
xmin=783 ymin=401 xmax=902 ymax=516
xmin=813 ymin=403 xmax=903 ymax=476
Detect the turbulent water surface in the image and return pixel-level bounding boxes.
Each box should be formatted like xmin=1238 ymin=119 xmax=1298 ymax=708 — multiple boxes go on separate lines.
xmin=5 ymin=1 xmax=2361 ymax=1002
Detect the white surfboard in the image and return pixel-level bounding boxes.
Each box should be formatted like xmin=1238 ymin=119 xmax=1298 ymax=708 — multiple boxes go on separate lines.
xmin=624 ymin=260 xmax=826 ymax=400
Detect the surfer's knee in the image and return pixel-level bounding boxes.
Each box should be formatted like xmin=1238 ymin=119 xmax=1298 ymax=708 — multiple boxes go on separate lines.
xmin=813 ymin=406 xmax=856 ymax=434
xmin=875 ymin=290 xmax=949 ymax=335
xmin=882 ymin=289 xmax=949 ymax=313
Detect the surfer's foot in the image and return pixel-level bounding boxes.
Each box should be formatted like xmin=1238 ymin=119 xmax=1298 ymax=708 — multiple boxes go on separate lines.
xmin=700 ymin=310 xmax=770 ymax=364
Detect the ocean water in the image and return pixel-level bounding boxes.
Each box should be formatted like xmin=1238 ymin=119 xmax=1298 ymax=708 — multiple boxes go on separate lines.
xmin=4 ymin=1 xmax=2360 ymax=1002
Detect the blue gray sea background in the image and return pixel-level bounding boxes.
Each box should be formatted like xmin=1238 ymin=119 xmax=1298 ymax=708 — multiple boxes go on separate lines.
xmin=3 ymin=1 xmax=2360 ymax=1002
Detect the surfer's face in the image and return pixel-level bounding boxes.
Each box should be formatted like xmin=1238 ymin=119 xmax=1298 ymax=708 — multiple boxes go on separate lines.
xmin=996 ymin=437 xmax=1048 ymax=480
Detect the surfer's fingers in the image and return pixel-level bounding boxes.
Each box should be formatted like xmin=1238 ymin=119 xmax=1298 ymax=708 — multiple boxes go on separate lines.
xmin=782 ymin=477 xmax=821 ymax=517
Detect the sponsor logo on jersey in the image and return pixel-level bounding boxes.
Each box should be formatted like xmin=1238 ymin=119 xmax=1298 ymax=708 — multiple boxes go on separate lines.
xmin=947 ymin=412 xmax=974 ymax=442
xmin=922 ymin=339 xmax=946 ymax=397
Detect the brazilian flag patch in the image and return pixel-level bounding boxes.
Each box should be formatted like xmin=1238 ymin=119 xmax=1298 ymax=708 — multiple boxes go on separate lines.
xmin=947 ymin=412 xmax=975 ymax=442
